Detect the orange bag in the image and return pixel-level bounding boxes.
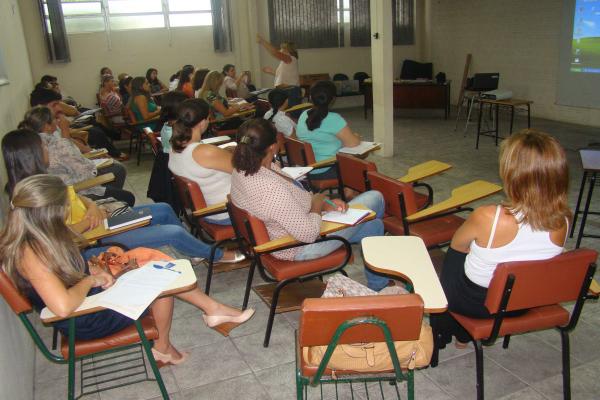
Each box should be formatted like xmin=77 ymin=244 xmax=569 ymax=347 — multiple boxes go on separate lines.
xmin=88 ymin=247 xmax=174 ymax=278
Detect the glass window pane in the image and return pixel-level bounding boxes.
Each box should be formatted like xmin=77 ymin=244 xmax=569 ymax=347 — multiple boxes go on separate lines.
xmin=62 ymin=2 xmax=102 ymax=16
xmin=168 ymin=0 xmax=211 ymax=12
xmin=343 ymin=0 xmax=350 ymax=9
xmin=65 ymin=16 xmax=106 ymax=33
xmin=110 ymin=14 xmax=165 ymax=30
xmin=343 ymin=10 xmax=350 ymax=21
xmin=108 ymin=0 xmax=162 ymax=14
xmin=169 ymin=12 xmax=212 ymax=27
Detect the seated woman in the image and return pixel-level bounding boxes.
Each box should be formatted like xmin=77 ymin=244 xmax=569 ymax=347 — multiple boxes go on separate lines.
xmin=296 ymin=81 xmax=361 ymax=181
xmin=168 ymin=99 xmax=234 ymax=226
xmin=430 ymin=130 xmax=570 ymax=348
xmin=0 ymin=174 xmax=254 ymax=365
xmin=1 ymin=129 xmax=245 ymax=264
xmin=146 ymin=68 xmax=167 ymax=94
xmin=200 ymin=71 xmax=252 ymax=131
xmin=230 ymin=119 xmax=390 ymax=291
xmin=119 ymin=75 xmax=133 ymax=106
xmin=99 ymin=74 xmax=125 ymax=124
xmin=158 ymin=91 xmax=189 ymax=154
xmin=129 ymin=77 xmax=161 ymax=130
xmin=176 ymin=65 xmax=195 ymax=98
xmin=19 ymin=106 xmax=135 ymax=206
xmin=192 ymin=68 xmax=210 ymax=99
xmin=222 ymin=64 xmax=250 ymax=99
xmin=263 ymin=88 xmax=296 ymax=138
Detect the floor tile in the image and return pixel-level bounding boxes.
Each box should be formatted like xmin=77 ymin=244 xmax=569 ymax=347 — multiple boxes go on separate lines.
xmin=497 ymin=386 xmax=548 ymax=400
xmin=180 ymin=373 xmax=269 ymax=400
xmin=532 ymin=358 xmax=600 ymax=400
xmin=423 ymin=352 xmax=527 ymax=399
xmin=231 ymin=319 xmax=296 ymax=372
xmin=98 ymin=362 xmax=179 ymax=400
xmin=171 ymin=340 xmax=251 ymax=390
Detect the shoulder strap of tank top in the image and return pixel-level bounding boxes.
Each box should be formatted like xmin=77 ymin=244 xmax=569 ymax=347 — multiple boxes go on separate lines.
xmin=486 ymin=205 xmax=502 ymax=248
xmin=563 ymin=216 xmax=570 ymax=247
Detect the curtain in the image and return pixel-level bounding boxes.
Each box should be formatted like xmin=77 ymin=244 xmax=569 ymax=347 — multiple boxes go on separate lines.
xmin=267 ymin=0 xmax=341 ymax=49
xmin=211 ymin=0 xmax=232 ymax=52
xmin=349 ymin=0 xmax=415 ymax=47
xmin=38 ymin=0 xmax=71 ymax=63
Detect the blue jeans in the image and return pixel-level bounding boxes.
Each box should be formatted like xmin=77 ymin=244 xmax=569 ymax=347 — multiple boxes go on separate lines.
xmin=294 ymin=191 xmax=388 ymax=291
xmin=83 ymin=203 xmax=223 ymax=260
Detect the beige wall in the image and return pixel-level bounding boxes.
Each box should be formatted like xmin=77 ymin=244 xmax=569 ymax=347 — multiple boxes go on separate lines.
xmin=425 ymin=0 xmax=600 ymax=127
xmin=0 ymin=1 xmax=36 ymax=399
xmin=20 ymin=0 xmax=423 ymax=106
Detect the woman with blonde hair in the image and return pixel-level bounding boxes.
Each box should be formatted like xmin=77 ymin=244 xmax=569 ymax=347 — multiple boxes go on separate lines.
xmin=0 ymin=174 xmax=254 ymax=366
xmin=257 ymin=35 xmax=301 ymax=106
xmin=431 ymin=129 xmax=571 ymax=348
xmin=199 ymin=70 xmax=242 ymax=119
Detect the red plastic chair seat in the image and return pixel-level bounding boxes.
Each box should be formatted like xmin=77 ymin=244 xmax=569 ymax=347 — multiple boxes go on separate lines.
xmin=60 ymin=315 xmax=158 ymax=358
xmin=261 ymin=247 xmax=349 ymax=281
xmin=382 ymin=214 xmax=465 ymax=248
xmin=199 ymin=220 xmax=236 ymax=242
xmin=450 ymin=305 xmax=569 ymax=341
xmin=310 ymin=178 xmax=339 ymax=191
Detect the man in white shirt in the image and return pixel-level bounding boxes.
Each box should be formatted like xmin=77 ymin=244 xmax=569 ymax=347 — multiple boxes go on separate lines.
xmin=222 ymin=64 xmax=250 ymax=99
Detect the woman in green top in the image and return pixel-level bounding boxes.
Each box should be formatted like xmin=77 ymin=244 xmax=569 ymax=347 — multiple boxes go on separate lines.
xmin=199 ymin=71 xmax=242 ymax=119
xmin=129 ymin=76 xmax=161 ymax=130
xmin=296 ymin=80 xmax=361 ymax=180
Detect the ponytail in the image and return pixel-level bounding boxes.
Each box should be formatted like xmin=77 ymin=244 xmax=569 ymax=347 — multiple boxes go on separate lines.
xmin=306 ymin=81 xmax=336 ymax=131
xmin=267 ymin=88 xmax=289 ymax=122
xmin=170 ymin=98 xmax=210 ymax=152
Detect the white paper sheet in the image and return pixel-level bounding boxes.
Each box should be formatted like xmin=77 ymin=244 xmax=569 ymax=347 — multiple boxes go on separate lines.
xmin=339 ymin=141 xmax=380 ymax=155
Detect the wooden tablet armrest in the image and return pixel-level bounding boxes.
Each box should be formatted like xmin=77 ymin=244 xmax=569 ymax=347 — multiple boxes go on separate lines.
xmin=285 ymin=102 xmax=313 ymax=113
xmin=70 ymin=125 xmax=93 ymax=132
xmin=96 ymin=159 xmax=114 ymax=169
xmin=405 ymin=180 xmax=502 ymax=222
xmin=73 ymin=173 xmax=115 ymax=192
xmin=192 ymin=202 xmax=228 ymax=217
xmin=308 ymin=157 xmax=336 ymax=169
xmin=589 ymin=278 xmax=600 ymax=297
xmin=83 ymin=149 xmax=108 ymax=159
xmin=398 ymin=160 xmax=452 ymax=183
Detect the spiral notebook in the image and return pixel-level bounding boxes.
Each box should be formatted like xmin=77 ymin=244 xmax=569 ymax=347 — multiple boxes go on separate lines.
xmin=322 ymin=208 xmax=371 ymax=226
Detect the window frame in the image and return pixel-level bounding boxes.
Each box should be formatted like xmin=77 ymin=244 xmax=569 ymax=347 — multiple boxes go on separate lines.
xmin=41 ymin=0 xmax=213 ymax=35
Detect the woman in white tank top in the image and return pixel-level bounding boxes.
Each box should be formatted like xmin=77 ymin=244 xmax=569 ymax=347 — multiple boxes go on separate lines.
xmin=257 ymin=35 xmax=302 ymax=107
xmin=167 ymin=99 xmax=234 ymax=224
xmin=431 ymin=129 xmax=571 ymax=348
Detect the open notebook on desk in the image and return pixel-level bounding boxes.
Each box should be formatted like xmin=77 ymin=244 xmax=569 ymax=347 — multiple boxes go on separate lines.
xmin=339 ymin=141 xmax=380 ymax=156
xmin=201 ymin=135 xmax=231 ymax=145
xmin=322 ymin=208 xmax=371 ymax=226
xmin=105 ymin=207 xmax=152 ymax=230
xmin=282 ymin=166 xmax=313 ymax=180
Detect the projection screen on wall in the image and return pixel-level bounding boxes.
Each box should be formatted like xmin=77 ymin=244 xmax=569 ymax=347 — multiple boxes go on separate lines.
xmin=557 ymin=0 xmax=600 ymax=108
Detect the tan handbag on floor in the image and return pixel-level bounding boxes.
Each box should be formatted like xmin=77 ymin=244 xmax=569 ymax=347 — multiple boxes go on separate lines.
xmin=304 ymin=274 xmax=433 ymax=372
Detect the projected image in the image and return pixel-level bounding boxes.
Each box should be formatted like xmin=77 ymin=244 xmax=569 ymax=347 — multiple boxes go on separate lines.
xmin=571 ymin=0 xmax=600 ymax=73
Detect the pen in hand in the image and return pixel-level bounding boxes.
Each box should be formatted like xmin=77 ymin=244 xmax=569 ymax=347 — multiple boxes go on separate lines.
xmin=324 ymin=198 xmax=345 ymax=213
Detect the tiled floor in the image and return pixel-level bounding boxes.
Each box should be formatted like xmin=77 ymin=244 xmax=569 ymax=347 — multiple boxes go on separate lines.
xmin=33 ymin=107 xmax=600 ymax=399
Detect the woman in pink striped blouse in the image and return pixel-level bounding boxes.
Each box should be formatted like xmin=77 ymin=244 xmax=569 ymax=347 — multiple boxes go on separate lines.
xmin=230 ymin=119 xmax=390 ymax=291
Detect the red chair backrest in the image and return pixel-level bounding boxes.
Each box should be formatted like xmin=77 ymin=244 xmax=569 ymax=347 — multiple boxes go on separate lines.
xmin=485 ymin=248 xmax=598 ymax=314
xmin=367 ymin=171 xmax=419 ymax=218
xmin=299 ymin=294 xmax=424 ymax=346
xmin=336 ymin=153 xmax=377 ymax=193
xmin=227 ymin=195 xmax=271 ymax=247
xmin=172 ymin=174 xmax=208 ymax=212
xmin=284 ymin=137 xmax=317 ymax=166
xmin=0 ymin=271 xmax=32 ymax=315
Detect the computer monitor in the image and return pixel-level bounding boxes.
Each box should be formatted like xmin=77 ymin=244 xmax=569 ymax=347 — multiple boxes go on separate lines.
xmin=467 ymin=73 xmax=500 ymax=91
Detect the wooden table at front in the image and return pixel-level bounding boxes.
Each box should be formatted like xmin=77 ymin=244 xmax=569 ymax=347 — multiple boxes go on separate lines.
xmin=476 ymin=98 xmax=532 ymax=149
xmin=362 ymin=236 xmax=448 ymax=313
xmin=40 ymin=260 xmax=197 ymax=323
xmin=363 ymin=80 xmax=451 ymax=119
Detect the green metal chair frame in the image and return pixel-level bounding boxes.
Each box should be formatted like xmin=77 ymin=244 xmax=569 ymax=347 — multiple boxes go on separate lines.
xmin=1 ymin=272 xmax=169 ymax=400
xmin=295 ymin=317 xmax=415 ymax=400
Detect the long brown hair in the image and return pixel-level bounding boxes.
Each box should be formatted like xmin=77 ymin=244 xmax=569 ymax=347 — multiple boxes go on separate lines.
xmin=499 ymin=129 xmax=571 ymax=231
xmin=170 ymin=99 xmax=210 ymax=152
xmin=199 ymin=71 xmax=224 ymax=100
xmin=0 ymin=175 xmax=85 ymax=291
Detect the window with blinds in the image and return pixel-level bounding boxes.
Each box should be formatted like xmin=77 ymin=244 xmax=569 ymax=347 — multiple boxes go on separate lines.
xmin=350 ymin=0 xmax=415 ymax=47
